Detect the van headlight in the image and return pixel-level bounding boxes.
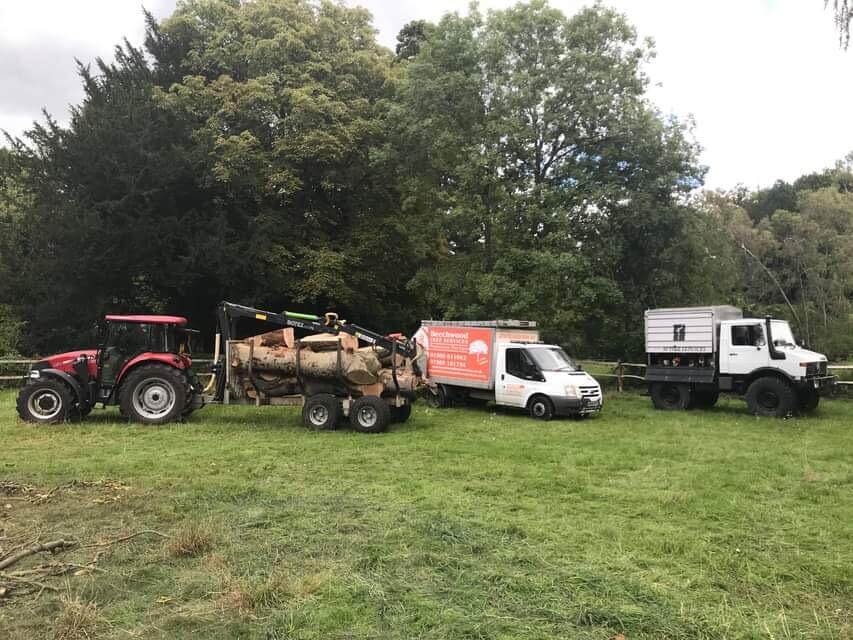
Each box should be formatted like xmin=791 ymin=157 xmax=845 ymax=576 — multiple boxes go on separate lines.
xmin=564 ymin=385 xmax=579 ymax=399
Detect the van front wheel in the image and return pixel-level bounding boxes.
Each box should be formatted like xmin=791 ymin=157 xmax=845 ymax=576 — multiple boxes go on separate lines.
xmin=528 ymin=395 xmax=554 ymax=421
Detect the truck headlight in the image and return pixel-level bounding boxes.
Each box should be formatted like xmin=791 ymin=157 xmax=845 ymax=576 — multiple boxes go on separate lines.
xmin=564 ymin=385 xmax=579 ymax=399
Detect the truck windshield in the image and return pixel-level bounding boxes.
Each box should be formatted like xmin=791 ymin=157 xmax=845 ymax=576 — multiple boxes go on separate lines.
xmin=770 ymin=320 xmax=797 ymax=347
xmin=527 ymin=348 xmax=579 ymax=372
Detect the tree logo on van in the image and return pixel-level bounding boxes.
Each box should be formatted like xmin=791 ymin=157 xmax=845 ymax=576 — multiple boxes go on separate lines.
xmin=469 ymin=340 xmax=489 ymax=365
xmin=673 ymin=324 xmax=686 ymax=342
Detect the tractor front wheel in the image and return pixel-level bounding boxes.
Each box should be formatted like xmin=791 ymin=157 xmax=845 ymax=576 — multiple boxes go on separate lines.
xmin=119 ymin=364 xmax=188 ymax=425
xmin=17 ymin=379 xmax=74 ymax=424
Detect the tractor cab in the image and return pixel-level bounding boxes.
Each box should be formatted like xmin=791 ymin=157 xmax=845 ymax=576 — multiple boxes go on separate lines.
xmin=19 ymin=314 xmax=203 ymax=425
xmin=95 ymin=315 xmax=196 ymax=400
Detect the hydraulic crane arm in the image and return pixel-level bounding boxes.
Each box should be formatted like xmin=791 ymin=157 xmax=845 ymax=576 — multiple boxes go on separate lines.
xmin=215 ymin=301 xmax=417 ymax=359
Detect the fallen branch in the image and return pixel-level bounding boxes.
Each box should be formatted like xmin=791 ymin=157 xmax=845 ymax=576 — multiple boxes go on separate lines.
xmin=84 ymin=529 xmax=169 ymax=548
xmin=0 ymin=539 xmax=77 ymax=571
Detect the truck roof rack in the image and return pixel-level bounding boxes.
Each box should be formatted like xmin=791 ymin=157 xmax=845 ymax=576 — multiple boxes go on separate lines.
xmin=420 ymin=320 xmax=537 ymax=328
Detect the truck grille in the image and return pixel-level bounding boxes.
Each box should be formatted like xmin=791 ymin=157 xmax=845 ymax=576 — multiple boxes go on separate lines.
xmin=806 ymin=362 xmax=828 ymax=376
xmin=580 ymin=386 xmax=601 ymax=402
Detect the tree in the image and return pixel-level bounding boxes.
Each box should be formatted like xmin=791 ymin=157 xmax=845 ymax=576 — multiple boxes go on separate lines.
xmin=395 ymin=20 xmax=433 ymax=60
xmin=395 ymin=1 xmax=707 ymax=357
xmin=2 ymin=0 xmax=419 ymax=354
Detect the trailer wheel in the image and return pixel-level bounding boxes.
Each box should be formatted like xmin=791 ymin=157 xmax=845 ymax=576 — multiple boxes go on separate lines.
xmin=302 ymin=393 xmax=341 ymax=430
xmin=119 ymin=364 xmax=188 ymax=425
xmin=390 ymin=403 xmax=412 ymax=423
xmin=650 ymin=382 xmax=692 ymax=410
xmin=798 ymin=387 xmax=820 ymax=413
xmin=528 ymin=395 xmax=554 ymax=421
xmin=17 ymin=379 xmax=74 ymax=424
xmin=745 ymin=377 xmax=796 ymax=417
xmin=350 ymin=396 xmax=391 ymax=433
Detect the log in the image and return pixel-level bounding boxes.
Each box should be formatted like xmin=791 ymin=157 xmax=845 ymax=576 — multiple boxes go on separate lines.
xmin=230 ymin=341 xmax=381 ymax=385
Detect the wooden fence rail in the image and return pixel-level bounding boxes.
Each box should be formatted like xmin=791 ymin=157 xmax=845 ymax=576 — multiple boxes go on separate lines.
xmin=1 ymin=358 xmax=851 ymax=388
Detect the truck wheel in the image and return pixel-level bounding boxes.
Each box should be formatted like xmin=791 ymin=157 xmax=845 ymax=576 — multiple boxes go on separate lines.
xmin=390 ymin=403 xmax=412 ymax=423
xmin=650 ymin=382 xmax=691 ymax=410
xmin=302 ymin=393 xmax=341 ymax=430
xmin=428 ymin=385 xmax=449 ymax=409
xmin=691 ymin=389 xmax=719 ymax=409
xmin=745 ymin=377 xmax=796 ymax=417
xmin=798 ymin=387 xmax=820 ymax=413
xmin=350 ymin=396 xmax=391 ymax=433
xmin=528 ymin=395 xmax=554 ymax=420
xmin=17 ymin=379 xmax=74 ymax=424
xmin=119 ymin=364 xmax=188 ymax=425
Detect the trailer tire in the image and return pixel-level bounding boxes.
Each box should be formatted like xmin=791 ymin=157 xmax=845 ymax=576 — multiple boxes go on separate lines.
xmin=350 ymin=396 xmax=391 ymax=434
xmin=119 ymin=364 xmax=188 ymax=425
xmin=302 ymin=393 xmax=341 ymax=430
xmin=745 ymin=377 xmax=796 ymax=418
xmin=798 ymin=387 xmax=820 ymax=413
xmin=390 ymin=403 xmax=412 ymax=423
xmin=650 ymin=382 xmax=692 ymax=410
xmin=17 ymin=379 xmax=74 ymax=424
xmin=528 ymin=395 xmax=554 ymax=421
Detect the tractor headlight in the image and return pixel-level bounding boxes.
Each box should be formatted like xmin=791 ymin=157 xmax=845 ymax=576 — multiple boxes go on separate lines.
xmin=28 ymin=370 xmax=40 ymax=379
xmin=564 ymin=385 xmax=579 ymax=399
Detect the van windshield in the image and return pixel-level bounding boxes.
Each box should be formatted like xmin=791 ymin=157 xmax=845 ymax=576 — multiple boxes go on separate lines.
xmin=527 ymin=347 xmax=579 ymax=372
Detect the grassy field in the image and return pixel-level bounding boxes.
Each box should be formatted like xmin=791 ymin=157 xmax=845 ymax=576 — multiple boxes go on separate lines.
xmin=0 ymin=390 xmax=851 ymax=640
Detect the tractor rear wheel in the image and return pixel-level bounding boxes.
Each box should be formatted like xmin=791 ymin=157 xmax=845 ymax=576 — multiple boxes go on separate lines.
xmin=119 ymin=364 xmax=188 ymax=425
xmin=350 ymin=396 xmax=391 ymax=433
xmin=17 ymin=379 xmax=74 ymax=424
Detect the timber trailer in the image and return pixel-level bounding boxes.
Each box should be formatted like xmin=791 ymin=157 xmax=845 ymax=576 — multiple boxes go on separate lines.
xmin=207 ymin=302 xmax=422 ymax=433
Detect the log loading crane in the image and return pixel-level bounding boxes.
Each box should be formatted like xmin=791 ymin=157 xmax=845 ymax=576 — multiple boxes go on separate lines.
xmin=207 ymin=301 xmax=422 ymax=433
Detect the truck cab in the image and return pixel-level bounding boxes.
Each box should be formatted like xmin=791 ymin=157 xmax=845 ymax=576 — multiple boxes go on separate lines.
xmin=718 ymin=317 xmax=831 ymax=389
xmin=495 ymin=343 xmax=602 ymax=417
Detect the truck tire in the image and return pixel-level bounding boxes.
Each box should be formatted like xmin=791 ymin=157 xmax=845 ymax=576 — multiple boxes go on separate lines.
xmin=528 ymin=395 xmax=554 ymax=420
xmin=798 ymin=387 xmax=820 ymax=413
xmin=649 ymin=382 xmax=692 ymax=410
xmin=302 ymin=393 xmax=341 ymax=430
xmin=428 ymin=384 xmax=449 ymax=409
xmin=17 ymin=379 xmax=74 ymax=424
xmin=350 ymin=396 xmax=391 ymax=434
xmin=119 ymin=364 xmax=188 ymax=425
xmin=745 ymin=377 xmax=796 ymax=418
xmin=691 ymin=389 xmax=719 ymax=409
xmin=390 ymin=403 xmax=412 ymax=423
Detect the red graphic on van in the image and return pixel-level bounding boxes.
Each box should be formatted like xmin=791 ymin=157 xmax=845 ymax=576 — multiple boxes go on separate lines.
xmin=424 ymin=327 xmax=493 ymax=383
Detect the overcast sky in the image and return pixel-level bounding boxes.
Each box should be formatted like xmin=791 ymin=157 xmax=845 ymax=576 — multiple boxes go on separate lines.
xmin=1 ymin=0 xmax=851 ymax=190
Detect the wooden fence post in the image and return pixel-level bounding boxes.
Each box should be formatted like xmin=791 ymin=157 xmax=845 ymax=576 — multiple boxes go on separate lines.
xmin=616 ymin=359 xmax=624 ymax=393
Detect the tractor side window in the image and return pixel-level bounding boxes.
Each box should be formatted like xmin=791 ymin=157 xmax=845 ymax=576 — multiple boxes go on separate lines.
xmin=110 ymin=323 xmax=150 ymax=354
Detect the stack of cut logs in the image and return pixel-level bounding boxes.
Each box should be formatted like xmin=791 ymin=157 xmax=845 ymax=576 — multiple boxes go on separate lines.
xmin=228 ymin=327 xmax=421 ymax=400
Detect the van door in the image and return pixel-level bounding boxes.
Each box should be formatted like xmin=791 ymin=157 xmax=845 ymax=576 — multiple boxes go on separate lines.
xmin=495 ymin=346 xmax=543 ymax=407
xmin=720 ymin=322 xmax=770 ymax=376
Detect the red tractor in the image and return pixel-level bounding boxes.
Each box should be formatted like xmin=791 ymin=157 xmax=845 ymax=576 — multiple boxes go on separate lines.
xmin=17 ymin=315 xmax=204 ymax=425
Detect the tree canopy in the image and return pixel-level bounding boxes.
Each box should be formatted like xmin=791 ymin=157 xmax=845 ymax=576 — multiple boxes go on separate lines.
xmin=0 ymin=0 xmax=851 ymax=360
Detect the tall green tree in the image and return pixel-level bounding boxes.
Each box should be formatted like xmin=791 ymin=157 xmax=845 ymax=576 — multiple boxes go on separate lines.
xmin=395 ymin=1 xmax=707 ymax=356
